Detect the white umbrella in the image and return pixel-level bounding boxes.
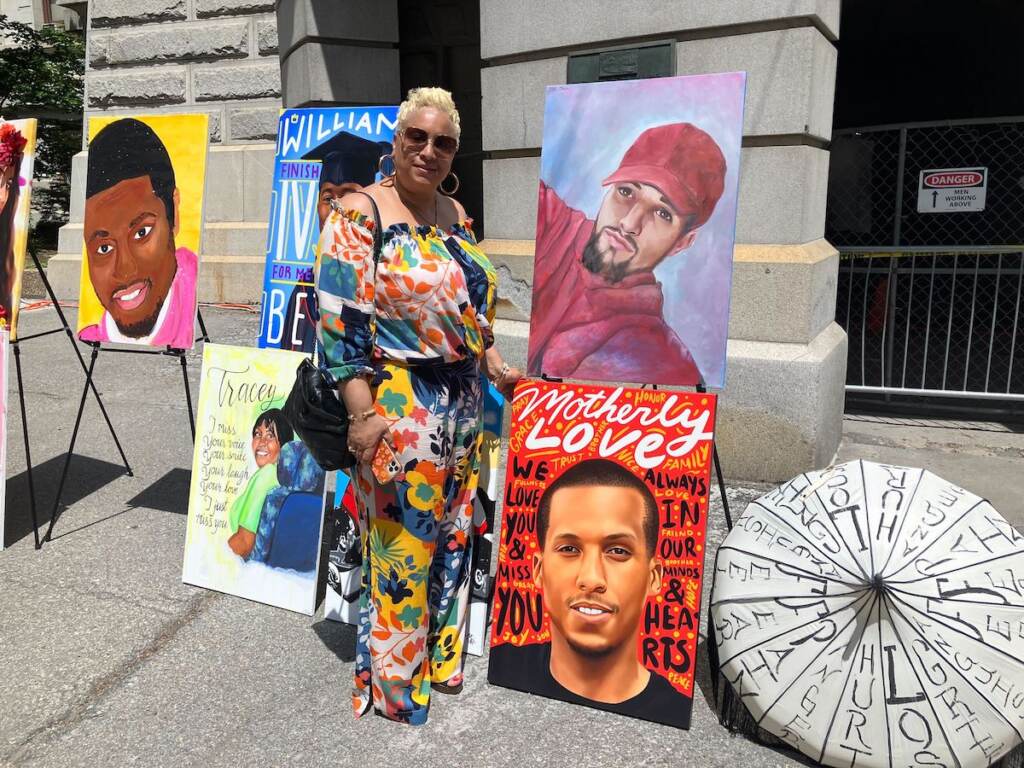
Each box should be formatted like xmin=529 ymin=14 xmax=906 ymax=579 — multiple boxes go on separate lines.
xmin=710 ymin=459 xmax=1024 ymax=768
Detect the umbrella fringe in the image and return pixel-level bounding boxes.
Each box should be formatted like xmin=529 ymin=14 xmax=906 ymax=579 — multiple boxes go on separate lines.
xmin=708 ymin=618 xmax=787 ymax=747
xmin=1000 ymin=744 xmax=1024 ymax=768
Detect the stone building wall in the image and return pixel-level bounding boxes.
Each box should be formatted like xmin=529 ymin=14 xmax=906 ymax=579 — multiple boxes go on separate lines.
xmin=50 ymin=0 xmax=283 ymax=303
xmin=475 ymin=0 xmax=848 ymax=483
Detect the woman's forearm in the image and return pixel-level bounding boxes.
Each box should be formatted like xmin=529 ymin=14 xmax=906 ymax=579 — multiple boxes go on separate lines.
xmin=483 ymin=346 xmax=507 ymax=381
xmin=339 ymin=375 xmax=375 ymax=416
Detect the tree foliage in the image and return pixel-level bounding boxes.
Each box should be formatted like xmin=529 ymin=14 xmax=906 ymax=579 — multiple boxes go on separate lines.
xmin=0 ymin=14 xmax=84 ymax=247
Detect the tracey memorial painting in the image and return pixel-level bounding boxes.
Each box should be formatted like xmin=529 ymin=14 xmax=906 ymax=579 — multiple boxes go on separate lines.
xmin=183 ymin=344 xmax=328 ymax=614
xmin=526 ymin=74 xmax=745 ymax=388
xmin=488 ymin=379 xmax=718 ymax=729
xmin=0 ymin=119 xmax=36 ymax=338
xmin=78 ymin=114 xmax=208 ymax=350
xmin=257 ymin=107 xmax=397 ymax=352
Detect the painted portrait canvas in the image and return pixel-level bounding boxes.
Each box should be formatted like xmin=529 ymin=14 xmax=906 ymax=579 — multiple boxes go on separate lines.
xmin=257 ymin=107 xmax=398 ymax=352
xmin=488 ymin=379 xmax=717 ymax=729
xmin=324 ymin=473 xmax=360 ymax=624
xmin=0 ymin=330 xmax=7 ymax=549
xmin=77 ymin=114 xmax=209 ymax=350
xmin=183 ymin=344 xmax=328 ymax=614
xmin=466 ymin=378 xmax=504 ymax=656
xmin=527 ymin=73 xmax=746 ymax=388
xmin=0 ymin=118 xmax=37 ymax=339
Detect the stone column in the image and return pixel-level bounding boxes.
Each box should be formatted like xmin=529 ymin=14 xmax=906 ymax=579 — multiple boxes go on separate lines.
xmin=50 ymin=0 xmax=284 ymax=305
xmin=479 ymin=0 xmax=847 ymax=483
xmin=276 ymin=0 xmax=400 ymax=107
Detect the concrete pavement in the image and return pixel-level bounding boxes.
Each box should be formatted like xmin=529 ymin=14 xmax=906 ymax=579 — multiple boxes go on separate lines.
xmin=2 ymin=304 xmax=1022 ymax=767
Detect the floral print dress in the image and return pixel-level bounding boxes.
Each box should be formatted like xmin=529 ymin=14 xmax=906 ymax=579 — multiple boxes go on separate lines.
xmin=316 ymin=208 xmax=497 ymax=725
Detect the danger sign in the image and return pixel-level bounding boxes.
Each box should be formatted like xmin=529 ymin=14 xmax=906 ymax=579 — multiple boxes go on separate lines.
xmin=917 ymin=166 xmax=987 ymax=213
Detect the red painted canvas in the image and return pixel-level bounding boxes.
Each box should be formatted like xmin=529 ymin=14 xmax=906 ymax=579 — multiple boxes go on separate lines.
xmin=487 ymin=379 xmax=717 ymax=729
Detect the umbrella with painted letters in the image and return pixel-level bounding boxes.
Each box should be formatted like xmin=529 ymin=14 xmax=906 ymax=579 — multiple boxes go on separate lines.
xmin=709 ymin=459 xmax=1024 ymax=768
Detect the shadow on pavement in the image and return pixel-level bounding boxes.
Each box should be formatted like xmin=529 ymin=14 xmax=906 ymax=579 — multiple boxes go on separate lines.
xmin=126 ymin=468 xmax=192 ymax=515
xmin=3 ymin=454 xmax=129 ymax=548
xmin=312 ymin=619 xmax=357 ymax=663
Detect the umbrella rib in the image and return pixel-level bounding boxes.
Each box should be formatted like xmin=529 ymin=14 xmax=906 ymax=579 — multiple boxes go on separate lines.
xmin=888 ymin=548 xmax=1023 ymax=586
xmin=717 ymin=545 xmax=863 ymax=589
xmin=812 ymin=592 xmax=882 ymax=766
xmin=884 ymin=592 xmax=1024 ymax=745
xmin=887 ymin=583 xmax=1023 ymax=609
xmin=886 ymin=588 xmax=1024 ymax=668
xmin=718 ymin=589 xmax=872 ymax=668
xmin=752 ymin=499 xmax=867 ymax=584
xmin=880 ymin=594 xmax=965 ymax=768
xmin=876 ymin=467 xmax=927 ymax=577
xmin=875 ymin=598 xmax=895 ymax=768
xmin=807 ymin=481 xmax=873 ymax=583
xmin=752 ymin=590 xmax=876 ymax=727
xmin=859 ymin=460 xmax=878 ymax=580
xmin=885 ymin=499 xmax=986 ymax=580
xmin=711 ymin=588 xmax=868 ymax=608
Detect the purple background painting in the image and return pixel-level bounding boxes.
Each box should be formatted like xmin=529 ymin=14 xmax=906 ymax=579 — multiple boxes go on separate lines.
xmin=536 ymin=73 xmax=745 ymax=389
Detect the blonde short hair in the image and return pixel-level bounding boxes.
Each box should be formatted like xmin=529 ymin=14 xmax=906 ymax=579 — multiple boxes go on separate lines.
xmin=396 ymin=87 xmax=461 ymax=142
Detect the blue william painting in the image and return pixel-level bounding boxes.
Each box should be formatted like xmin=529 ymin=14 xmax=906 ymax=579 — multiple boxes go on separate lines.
xmin=257 ymin=107 xmax=399 ymax=352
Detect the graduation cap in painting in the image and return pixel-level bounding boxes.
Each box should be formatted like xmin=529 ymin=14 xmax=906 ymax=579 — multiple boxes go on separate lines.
xmin=301 ymin=130 xmax=391 ymax=189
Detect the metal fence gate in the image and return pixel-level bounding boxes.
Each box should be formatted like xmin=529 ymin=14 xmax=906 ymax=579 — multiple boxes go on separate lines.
xmin=826 ymin=117 xmax=1024 ymax=406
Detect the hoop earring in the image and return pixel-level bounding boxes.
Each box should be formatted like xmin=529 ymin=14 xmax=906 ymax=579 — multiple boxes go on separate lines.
xmin=440 ymin=171 xmax=460 ymax=196
xmin=377 ymin=154 xmax=396 ymax=178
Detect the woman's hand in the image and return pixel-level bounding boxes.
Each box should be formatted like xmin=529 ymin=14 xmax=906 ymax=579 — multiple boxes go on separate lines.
xmin=227 ymin=527 xmax=256 ymax=558
xmin=484 ymin=346 xmax=522 ymax=401
xmin=497 ymin=365 xmax=523 ymax=401
xmin=347 ymin=413 xmax=394 ymax=465
xmin=339 ymin=375 xmax=393 ymax=465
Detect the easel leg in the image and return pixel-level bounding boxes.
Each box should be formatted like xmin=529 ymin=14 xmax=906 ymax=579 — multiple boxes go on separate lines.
xmin=73 ymin=328 xmax=133 ymax=478
xmin=29 ymin=251 xmax=131 ymax=476
xmin=196 ymin=308 xmax=210 ymax=344
xmin=12 ymin=343 xmax=41 ymax=549
xmin=712 ymin=443 xmax=732 ymax=530
xmin=179 ymin=353 xmax=196 ymax=441
xmin=41 ymin=345 xmax=98 ymax=544
xmin=696 ymin=379 xmax=733 ymax=531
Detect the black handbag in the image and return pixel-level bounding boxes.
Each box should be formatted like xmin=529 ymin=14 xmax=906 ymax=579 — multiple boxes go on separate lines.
xmin=284 ymin=192 xmax=383 ymax=471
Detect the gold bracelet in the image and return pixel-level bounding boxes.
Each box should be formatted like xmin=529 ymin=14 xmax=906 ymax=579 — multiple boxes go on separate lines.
xmin=347 ymin=408 xmax=377 ymax=423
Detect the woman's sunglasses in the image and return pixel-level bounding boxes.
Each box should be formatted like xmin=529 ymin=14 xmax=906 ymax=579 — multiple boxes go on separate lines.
xmin=401 ymin=127 xmax=459 ymax=157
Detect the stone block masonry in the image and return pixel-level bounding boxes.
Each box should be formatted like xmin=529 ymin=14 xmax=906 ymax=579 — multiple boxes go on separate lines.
xmin=84 ymin=2 xmax=281 ymax=144
xmin=53 ymin=0 xmax=286 ymax=313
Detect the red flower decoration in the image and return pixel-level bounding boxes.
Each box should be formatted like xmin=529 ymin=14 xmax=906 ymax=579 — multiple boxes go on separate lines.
xmin=0 ymin=123 xmax=28 ymax=171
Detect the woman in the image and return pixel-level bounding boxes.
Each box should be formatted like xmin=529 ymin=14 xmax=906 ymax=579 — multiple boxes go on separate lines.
xmin=0 ymin=122 xmax=27 ymax=330
xmin=316 ymin=87 xmax=522 ymax=725
xmin=227 ymin=408 xmax=293 ymax=558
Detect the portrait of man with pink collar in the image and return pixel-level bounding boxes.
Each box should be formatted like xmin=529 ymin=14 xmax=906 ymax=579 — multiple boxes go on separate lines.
xmin=78 ymin=117 xmax=205 ymax=350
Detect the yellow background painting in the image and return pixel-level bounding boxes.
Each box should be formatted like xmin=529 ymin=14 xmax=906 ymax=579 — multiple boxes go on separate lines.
xmin=2 ymin=118 xmax=37 ymax=340
xmin=77 ymin=113 xmax=209 ymax=333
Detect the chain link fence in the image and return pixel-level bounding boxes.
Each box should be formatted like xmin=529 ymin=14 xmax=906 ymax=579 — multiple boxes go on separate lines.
xmin=826 ymin=118 xmax=1024 ymax=404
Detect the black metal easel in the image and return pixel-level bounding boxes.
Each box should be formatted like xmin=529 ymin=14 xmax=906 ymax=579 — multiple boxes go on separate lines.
xmin=11 ymin=250 xmax=131 ymax=549
xmin=695 ymin=379 xmax=732 ymax=531
xmin=36 ymin=308 xmax=211 ymax=548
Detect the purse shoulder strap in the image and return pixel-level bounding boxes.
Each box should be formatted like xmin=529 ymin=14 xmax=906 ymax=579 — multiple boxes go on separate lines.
xmin=352 ymin=190 xmax=384 ymax=267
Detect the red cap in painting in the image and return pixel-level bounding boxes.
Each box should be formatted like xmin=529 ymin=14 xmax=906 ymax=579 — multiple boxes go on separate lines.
xmin=603 ymin=123 xmax=726 ymax=228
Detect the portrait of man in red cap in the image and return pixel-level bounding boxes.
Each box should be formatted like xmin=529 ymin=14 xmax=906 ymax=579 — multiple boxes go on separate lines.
xmin=527 ymin=116 xmax=731 ymax=386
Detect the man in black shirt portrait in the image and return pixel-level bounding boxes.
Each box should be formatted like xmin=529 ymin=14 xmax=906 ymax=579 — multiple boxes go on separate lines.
xmin=489 ymin=458 xmax=687 ymax=726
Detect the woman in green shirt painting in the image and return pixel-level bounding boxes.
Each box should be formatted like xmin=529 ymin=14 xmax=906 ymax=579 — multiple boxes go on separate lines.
xmin=227 ymin=408 xmax=294 ymax=558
